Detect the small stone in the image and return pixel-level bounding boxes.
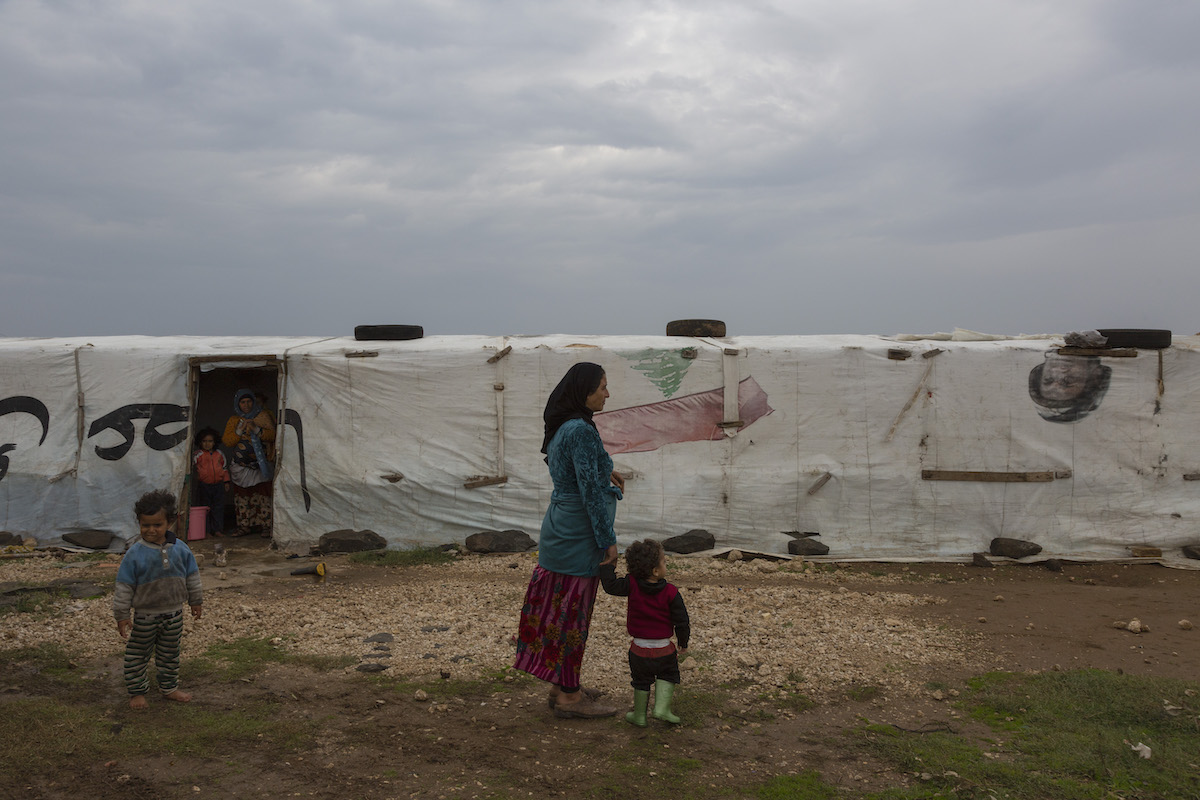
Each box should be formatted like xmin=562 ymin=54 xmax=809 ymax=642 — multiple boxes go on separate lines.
xmin=1113 ymin=620 xmax=1128 ymax=629
xmin=1179 ymin=620 xmax=1193 ymax=630
xmin=993 ymin=595 xmax=1004 ymax=602
xmin=931 ymin=690 xmax=945 ymax=701
xmin=355 ymin=663 xmax=387 ymax=673
xmin=1126 ymin=619 xmax=1146 ymax=634
xmin=727 ymin=549 xmax=743 ymax=561
xmin=414 ymin=690 xmax=428 ymax=701
xmin=971 ymin=552 xmax=994 ymax=568
xmin=977 ymin=617 xmax=987 ymax=623
xmin=1025 ymin=623 xmax=1035 ymax=630
xmin=218 ymin=571 xmax=227 ymax=580
xmin=1044 ymin=559 xmax=1063 ymax=573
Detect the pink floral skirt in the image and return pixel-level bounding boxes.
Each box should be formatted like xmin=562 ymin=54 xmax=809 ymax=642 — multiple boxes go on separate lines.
xmin=513 ymin=566 xmax=598 ymax=689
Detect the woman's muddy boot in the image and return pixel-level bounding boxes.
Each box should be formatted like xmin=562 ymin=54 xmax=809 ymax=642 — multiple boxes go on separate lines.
xmin=652 ymin=679 xmax=680 ymax=724
xmin=626 ymin=689 xmax=649 ymax=727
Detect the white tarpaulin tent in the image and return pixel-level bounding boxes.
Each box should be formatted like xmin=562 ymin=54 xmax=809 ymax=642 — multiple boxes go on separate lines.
xmin=2 ymin=333 xmax=1199 ymax=563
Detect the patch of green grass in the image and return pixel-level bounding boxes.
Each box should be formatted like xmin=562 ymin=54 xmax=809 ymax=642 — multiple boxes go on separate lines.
xmin=347 ymin=547 xmax=457 ymax=567
xmin=187 ymin=637 xmax=354 ymax=681
xmin=845 ymin=683 xmax=881 ymax=702
xmin=673 ymin=688 xmax=728 ymax=723
xmin=595 ymin=745 xmax=707 ymax=796
xmin=0 ymin=588 xmax=70 ymax=616
xmin=754 ymin=770 xmax=842 ymax=799
xmin=0 ymin=694 xmax=311 ymax=780
xmin=855 ymin=669 xmax=1200 ymax=800
xmin=778 ymin=691 xmax=817 ymax=714
xmin=0 ymin=644 xmax=89 ymax=689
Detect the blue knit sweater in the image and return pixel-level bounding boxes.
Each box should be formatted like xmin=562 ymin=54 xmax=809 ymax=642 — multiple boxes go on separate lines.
xmin=112 ymin=536 xmax=203 ymax=620
xmin=538 ymin=419 xmax=621 ymax=577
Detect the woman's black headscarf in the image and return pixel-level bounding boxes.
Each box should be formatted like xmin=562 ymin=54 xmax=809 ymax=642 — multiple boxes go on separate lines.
xmin=541 ymin=362 xmax=606 ymax=454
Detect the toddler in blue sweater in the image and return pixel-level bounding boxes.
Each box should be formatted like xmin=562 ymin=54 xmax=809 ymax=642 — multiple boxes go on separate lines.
xmin=113 ymin=489 xmax=204 ymax=710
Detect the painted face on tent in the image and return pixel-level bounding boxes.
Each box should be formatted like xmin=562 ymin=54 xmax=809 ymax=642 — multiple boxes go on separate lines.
xmin=138 ymin=509 xmax=169 ymax=546
xmin=1039 ymin=356 xmax=1089 ymax=403
xmin=585 ymin=374 xmax=609 ymax=413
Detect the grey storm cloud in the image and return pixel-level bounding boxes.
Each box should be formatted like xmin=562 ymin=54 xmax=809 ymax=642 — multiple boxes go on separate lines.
xmin=2 ymin=0 xmax=1198 ymax=338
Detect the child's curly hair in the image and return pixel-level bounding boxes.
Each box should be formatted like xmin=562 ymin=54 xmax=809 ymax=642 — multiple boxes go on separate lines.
xmin=134 ymin=489 xmax=177 ymax=521
xmin=193 ymin=427 xmax=220 ymax=448
xmin=625 ymin=539 xmax=664 ymax=580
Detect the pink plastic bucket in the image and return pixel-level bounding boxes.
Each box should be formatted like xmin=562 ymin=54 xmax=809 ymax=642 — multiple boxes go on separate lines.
xmin=188 ymin=506 xmax=209 ymax=541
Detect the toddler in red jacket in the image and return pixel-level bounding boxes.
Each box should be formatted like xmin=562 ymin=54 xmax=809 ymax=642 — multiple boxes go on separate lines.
xmin=191 ymin=428 xmax=230 ymax=536
xmin=599 ymin=538 xmax=691 ymax=726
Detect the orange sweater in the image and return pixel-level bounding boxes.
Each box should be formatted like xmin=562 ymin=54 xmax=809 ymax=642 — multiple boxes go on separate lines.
xmin=193 ymin=449 xmax=230 ymax=484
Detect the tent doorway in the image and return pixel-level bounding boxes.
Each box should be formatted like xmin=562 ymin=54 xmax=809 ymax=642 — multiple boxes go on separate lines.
xmin=185 ymin=358 xmax=282 ymax=541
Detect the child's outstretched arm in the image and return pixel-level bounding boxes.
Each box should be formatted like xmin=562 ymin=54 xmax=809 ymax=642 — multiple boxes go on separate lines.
xmin=598 ymin=562 xmax=631 ymax=596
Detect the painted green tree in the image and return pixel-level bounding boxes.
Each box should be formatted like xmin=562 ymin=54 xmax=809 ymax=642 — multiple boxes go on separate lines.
xmin=620 ymin=349 xmax=693 ymax=398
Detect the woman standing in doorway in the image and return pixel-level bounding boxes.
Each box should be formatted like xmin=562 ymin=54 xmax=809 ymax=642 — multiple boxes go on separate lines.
xmin=514 ymin=362 xmax=625 ymax=718
xmin=222 ymin=389 xmax=275 ymax=538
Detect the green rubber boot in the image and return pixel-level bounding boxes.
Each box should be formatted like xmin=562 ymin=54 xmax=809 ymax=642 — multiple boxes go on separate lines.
xmin=625 ymin=689 xmax=649 ymax=727
xmin=652 ymin=679 xmax=681 ymax=724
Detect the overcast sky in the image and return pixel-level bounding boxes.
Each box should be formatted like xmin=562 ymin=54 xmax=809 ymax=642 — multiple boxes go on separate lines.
xmin=2 ymin=1 xmax=1198 ymax=339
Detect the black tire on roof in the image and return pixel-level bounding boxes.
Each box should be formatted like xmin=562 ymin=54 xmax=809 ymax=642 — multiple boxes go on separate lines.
xmin=666 ymin=319 xmax=727 ymax=337
xmin=1096 ymin=329 xmax=1172 ymax=349
xmin=354 ymin=325 xmax=424 ymax=341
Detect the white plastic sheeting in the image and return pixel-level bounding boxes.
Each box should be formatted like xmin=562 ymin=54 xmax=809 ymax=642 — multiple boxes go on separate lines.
xmin=2 ymin=333 xmax=1199 ymax=562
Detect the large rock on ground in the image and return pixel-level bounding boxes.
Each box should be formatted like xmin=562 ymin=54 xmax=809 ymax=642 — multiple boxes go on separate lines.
xmin=787 ymin=537 xmax=830 ymax=556
xmin=0 ymin=532 xmax=22 ymax=546
xmin=62 ymin=530 xmax=116 ymax=550
xmin=318 ymin=529 xmax=387 ymax=553
xmin=465 ymin=530 xmax=535 ymax=554
xmin=663 ymin=529 xmax=715 ymax=554
xmin=1182 ymin=544 xmax=1200 ymax=561
xmin=989 ymin=537 xmax=1043 ymax=559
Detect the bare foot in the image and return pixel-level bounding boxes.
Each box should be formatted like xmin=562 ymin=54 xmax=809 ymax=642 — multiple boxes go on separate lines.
xmin=129 ymin=695 xmax=148 ymax=711
xmin=163 ymin=689 xmax=192 ymax=703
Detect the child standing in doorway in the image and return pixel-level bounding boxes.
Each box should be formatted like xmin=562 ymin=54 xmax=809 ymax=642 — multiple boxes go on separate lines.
xmin=192 ymin=428 xmax=230 ymax=536
xmin=600 ymin=539 xmax=691 ymax=726
xmin=113 ymin=489 xmax=204 ymax=710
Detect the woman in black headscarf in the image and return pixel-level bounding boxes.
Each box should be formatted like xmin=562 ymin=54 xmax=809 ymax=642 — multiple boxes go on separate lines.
xmin=514 ymin=362 xmax=625 ymax=718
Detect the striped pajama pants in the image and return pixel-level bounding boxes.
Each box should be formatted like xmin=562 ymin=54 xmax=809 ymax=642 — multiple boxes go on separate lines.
xmin=124 ymin=610 xmax=184 ymax=696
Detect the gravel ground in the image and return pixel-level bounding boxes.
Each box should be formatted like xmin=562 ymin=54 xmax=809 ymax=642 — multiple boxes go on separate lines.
xmin=0 ymin=551 xmax=982 ymax=700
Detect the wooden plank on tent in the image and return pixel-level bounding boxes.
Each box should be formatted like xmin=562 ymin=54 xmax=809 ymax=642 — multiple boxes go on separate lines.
xmin=487 ymin=345 xmax=512 ymax=363
xmin=921 ymin=470 xmax=1055 ymax=483
xmin=464 ymin=475 xmax=508 ymax=489
xmin=807 ymin=472 xmax=833 ymax=495
xmin=1056 ymin=347 xmax=1137 ymax=357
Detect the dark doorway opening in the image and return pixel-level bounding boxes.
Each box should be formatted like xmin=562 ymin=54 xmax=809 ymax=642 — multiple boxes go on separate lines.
xmin=186 ymin=361 xmax=280 ymax=540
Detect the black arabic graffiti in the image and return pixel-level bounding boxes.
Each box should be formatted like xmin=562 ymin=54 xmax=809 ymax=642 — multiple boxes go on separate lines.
xmin=0 ymin=396 xmax=50 ymax=482
xmin=283 ymin=408 xmax=312 ymax=512
xmin=87 ymin=404 xmax=190 ymax=461
xmin=1 ymin=396 xmax=312 ymax=513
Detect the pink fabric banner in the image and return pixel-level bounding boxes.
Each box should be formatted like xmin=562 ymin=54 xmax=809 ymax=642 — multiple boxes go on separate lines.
xmin=595 ymin=376 xmax=774 ymax=454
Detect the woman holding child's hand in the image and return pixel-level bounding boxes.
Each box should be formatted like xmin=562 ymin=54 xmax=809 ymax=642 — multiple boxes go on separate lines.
xmin=513 ymin=362 xmax=623 ymax=719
